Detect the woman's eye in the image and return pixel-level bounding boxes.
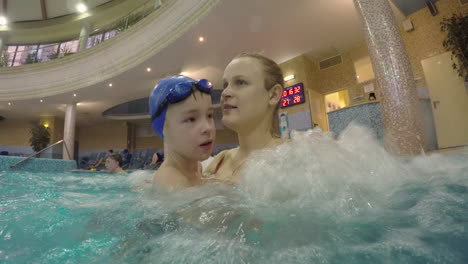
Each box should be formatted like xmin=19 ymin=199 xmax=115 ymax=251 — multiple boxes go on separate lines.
xmin=222 ymin=82 xmax=228 ymax=89
xmin=185 ymin=117 xmax=196 ymax=123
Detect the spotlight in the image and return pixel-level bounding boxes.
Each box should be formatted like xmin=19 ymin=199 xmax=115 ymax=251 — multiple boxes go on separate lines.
xmin=8 ymin=102 xmax=11 ymax=106
xmin=0 ymin=16 xmax=7 ymax=26
xmin=146 ymin=67 xmax=152 ymax=72
xmin=76 ymin=3 xmax=88 ymax=13
xmin=73 ymin=93 xmax=77 ymax=97
xmin=40 ymin=99 xmax=43 ymax=103
xmin=198 ymin=36 xmax=205 ymax=42
xmin=108 ymin=83 xmax=113 ymax=87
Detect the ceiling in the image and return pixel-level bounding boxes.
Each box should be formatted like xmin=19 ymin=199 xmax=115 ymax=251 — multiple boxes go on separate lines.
xmin=0 ymin=0 xmax=113 ymax=22
xmin=0 ymin=0 xmax=410 ymax=126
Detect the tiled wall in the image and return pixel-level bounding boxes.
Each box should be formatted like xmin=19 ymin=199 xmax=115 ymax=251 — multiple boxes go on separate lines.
xmin=401 ymin=0 xmax=468 ymax=87
xmin=0 ymin=156 xmax=76 ymax=172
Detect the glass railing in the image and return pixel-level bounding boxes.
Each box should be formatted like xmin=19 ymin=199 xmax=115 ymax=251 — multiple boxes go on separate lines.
xmin=0 ymin=0 xmax=159 ymax=68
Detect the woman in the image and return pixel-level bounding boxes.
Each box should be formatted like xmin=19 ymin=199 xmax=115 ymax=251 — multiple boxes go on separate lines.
xmin=104 ymin=153 xmax=126 ymax=173
xmin=204 ymin=53 xmax=286 ymax=184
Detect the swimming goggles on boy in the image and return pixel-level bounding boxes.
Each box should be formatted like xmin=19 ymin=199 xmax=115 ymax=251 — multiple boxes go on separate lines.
xmin=151 ymin=79 xmax=213 ymax=121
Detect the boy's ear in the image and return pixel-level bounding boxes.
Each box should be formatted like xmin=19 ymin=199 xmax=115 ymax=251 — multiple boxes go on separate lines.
xmin=269 ymin=84 xmax=283 ymax=106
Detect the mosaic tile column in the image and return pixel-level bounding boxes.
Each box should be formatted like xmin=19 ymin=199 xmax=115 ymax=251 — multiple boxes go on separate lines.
xmin=63 ymin=104 xmax=76 ymax=160
xmin=353 ymin=0 xmax=424 ymax=155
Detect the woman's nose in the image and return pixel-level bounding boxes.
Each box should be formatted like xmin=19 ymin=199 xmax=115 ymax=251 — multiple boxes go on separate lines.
xmin=221 ymin=86 xmax=232 ymax=99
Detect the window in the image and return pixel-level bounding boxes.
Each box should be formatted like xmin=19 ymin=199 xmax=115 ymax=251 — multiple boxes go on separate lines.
xmin=60 ymin=40 xmax=79 ymax=56
xmin=38 ymin=43 xmax=59 ymax=62
xmin=325 ymin=89 xmax=350 ymax=112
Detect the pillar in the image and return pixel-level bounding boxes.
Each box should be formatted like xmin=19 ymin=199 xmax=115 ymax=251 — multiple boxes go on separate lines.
xmin=78 ymin=22 xmax=91 ymax=52
xmin=353 ymin=0 xmax=425 ymax=155
xmin=63 ymin=104 xmax=76 ymax=160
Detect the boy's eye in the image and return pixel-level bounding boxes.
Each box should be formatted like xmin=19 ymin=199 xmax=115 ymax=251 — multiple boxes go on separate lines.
xmin=223 ymin=81 xmax=228 ymax=89
xmin=185 ymin=117 xmax=196 ymax=123
xmin=236 ymin=79 xmax=247 ymax=86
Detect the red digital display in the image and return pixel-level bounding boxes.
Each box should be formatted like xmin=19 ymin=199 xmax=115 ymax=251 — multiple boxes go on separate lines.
xmin=280 ymin=83 xmax=305 ymax=108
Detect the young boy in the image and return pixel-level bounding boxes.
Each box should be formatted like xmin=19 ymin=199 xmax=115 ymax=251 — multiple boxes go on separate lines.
xmin=148 ymin=75 xmax=215 ymax=191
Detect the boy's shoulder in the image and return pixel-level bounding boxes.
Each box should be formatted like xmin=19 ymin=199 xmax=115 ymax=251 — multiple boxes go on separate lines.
xmin=154 ymin=166 xmax=190 ymax=191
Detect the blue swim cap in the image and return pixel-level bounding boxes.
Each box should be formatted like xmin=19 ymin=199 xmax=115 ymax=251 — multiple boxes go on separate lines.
xmin=149 ymin=75 xmax=197 ymax=138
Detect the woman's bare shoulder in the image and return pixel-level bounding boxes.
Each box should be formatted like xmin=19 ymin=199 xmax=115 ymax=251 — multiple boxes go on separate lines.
xmin=203 ymin=148 xmax=237 ymax=176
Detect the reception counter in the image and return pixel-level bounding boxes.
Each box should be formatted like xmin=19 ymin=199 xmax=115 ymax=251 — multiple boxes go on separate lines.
xmin=327 ymin=99 xmax=437 ymax=150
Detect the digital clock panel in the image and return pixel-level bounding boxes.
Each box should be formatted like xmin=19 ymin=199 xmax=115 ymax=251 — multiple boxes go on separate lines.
xmin=280 ymin=83 xmax=305 ymax=108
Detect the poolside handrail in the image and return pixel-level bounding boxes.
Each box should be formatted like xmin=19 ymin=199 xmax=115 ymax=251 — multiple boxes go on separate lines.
xmin=9 ymin=139 xmax=71 ymax=169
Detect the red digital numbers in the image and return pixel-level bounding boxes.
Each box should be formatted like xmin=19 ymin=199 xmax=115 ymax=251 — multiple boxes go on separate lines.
xmin=293 ymin=95 xmax=301 ymax=103
xmin=280 ymin=83 xmax=304 ymax=108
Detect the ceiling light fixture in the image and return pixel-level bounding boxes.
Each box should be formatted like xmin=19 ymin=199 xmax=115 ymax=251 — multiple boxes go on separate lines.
xmin=284 ymin=74 xmax=295 ymax=82
xmin=76 ymin=3 xmax=88 ymax=13
xmin=0 ymin=16 xmax=7 ymax=26
xmin=73 ymin=93 xmax=77 ymax=97
xmin=108 ymin=83 xmax=113 ymax=87
xmin=198 ymin=36 xmax=205 ymax=42
xmin=40 ymin=99 xmax=43 ymax=103
xmin=77 ymin=102 xmax=82 ymax=106
xmin=146 ymin=67 xmax=152 ymax=72
xmin=8 ymin=102 xmax=11 ymax=106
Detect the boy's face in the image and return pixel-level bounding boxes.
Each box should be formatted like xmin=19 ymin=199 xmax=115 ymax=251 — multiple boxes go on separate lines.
xmin=164 ymin=92 xmax=215 ymax=161
xmin=105 ymin=157 xmax=119 ymax=171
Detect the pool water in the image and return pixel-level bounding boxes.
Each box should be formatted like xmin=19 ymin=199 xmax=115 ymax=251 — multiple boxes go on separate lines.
xmin=1 ymin=125 xmax=467 ymax=264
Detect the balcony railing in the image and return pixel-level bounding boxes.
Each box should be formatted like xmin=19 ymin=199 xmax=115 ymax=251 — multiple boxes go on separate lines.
xmin=0 ymin=0 xmax=159 ymax=68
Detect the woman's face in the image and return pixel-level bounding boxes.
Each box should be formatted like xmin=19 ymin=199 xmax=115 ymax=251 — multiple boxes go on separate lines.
xmin=164 ymin=92 xmax=215 ymax=161
xmin=105 ymin=157 xmax=119 ymax=172
xmin=221 ymin=57 xmax=272 ymax=131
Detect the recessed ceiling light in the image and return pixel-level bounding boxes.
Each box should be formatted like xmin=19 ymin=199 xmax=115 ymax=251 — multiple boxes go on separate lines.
xmin=198 ymin=36 xmax=205 ymax=42
xmin=73 ymin=93 xmax=77 ymax=97
xmin=0 ymin=16 xmax=7 ymax=26
xmin=108 ymin=83 xmax=113 ymax=87
xmin=146 ymin=67 xmax=152 ymax=72
xmin=8 ymin=102 xmax=11 ymax=106
xmin=284 ymin=74 xmax=295 ymax=82
xmin=76 ymin=3 xmax=88 ymax=13
xmin=40 ymin=99 xmax=43 ymax=103
xmin=357 ymin=75 xmax=360 ymax=79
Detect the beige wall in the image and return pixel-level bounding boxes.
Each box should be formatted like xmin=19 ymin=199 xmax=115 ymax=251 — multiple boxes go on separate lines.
xmin=279 ymin=55 xmax=328 ymax=130
xmin=0 ymin=119 xmax=32 ymax=146
xmin=135 ymin=136 xmax=163 ymax=149
xmin=38 ymin=116 xmax=64 ymax=143
xmin=400 ymin=0 xmax=468 ymax=87
xmin=77 ymin=121 xmax=128 ymax=150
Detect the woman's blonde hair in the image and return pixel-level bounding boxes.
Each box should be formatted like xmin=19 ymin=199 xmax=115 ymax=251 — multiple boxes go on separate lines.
xmin=233 ymin=52 xmax=284 ymax=136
